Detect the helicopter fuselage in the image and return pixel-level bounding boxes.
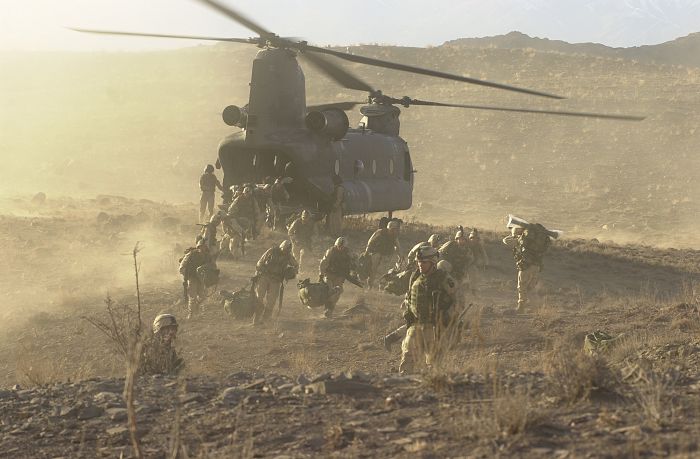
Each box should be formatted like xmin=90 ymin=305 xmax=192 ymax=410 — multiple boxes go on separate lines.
xmin=217 ymin=46 xmax=414 ymax=215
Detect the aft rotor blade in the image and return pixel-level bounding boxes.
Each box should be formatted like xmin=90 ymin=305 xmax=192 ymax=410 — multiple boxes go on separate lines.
xmin=69 ymin=28 xmax=253 ymax=44
xmin=303 ymin=44 xmax=564 ymax=100
xmin=300 ymin=52 xmax=375 ymax=93
xmin=307 ymin=102 xmax=364 ymax=111
xmin=407 ymin=99 xmax=646 ymax=121
xmin=196 ymin=0 xmax=272 ymax=38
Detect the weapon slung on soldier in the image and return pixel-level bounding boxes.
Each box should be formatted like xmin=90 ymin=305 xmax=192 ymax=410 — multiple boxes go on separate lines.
xmin=345 ymin=273 xmax=364 ymax=288
xmin=182 ymin=277 xmax=189 ymax=303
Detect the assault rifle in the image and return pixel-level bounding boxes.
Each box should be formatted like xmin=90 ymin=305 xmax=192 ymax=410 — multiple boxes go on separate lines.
xmin=345 ymin=273 xmax=364 ymax=289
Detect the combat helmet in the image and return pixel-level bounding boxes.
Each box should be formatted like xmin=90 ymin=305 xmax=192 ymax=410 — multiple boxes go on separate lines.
xmin=428 ymin=234 xmax=441 ymax=247
xmin=334 ymin=236 xmax=346 ymax=248
xmin=205 ymin=164 xmax=215 ymax=173
xmin=387 ymin=220 xmax=400 ymax=230
xmin=153 ymin=313 xmax=178 ymax=335
xmin=279 ymin=240 xmax=292 ymax=252
xmin=416 ymin=245 xmax=439 ymax=262
xmin=437 ymin=260 xmax=452 ymax=272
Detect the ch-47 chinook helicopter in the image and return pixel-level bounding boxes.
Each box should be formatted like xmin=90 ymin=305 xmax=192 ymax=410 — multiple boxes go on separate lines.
xmin=74 ymin=0 xmax=644 ymax=217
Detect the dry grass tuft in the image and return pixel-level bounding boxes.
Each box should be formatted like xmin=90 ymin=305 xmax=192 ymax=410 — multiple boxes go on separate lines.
xmin=544 ymin=343 xmax=614 ymax=404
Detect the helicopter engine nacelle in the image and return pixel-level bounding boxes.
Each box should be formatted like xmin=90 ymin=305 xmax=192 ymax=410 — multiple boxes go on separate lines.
xmin=305 ymin=108 xmax=349 ymax=141
xmin=222 ymin=105 xmax=248 ymax=128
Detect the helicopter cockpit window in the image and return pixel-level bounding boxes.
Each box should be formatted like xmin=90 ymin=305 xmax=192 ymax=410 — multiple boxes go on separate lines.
xmin=252 ymin=154 xmax=258 ymax=167
xmin=371 ymin=159 xmax=377 ymax=176
xmin=334 ymin=159 xmax=340 ymax=175
xmin=389 ymin=159 xmax=394 ymax=175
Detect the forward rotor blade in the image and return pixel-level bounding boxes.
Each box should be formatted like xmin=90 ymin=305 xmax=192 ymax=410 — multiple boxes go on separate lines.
xmin=303 ymin=44 xmax=564 ymax=100
xmin=196 ymin=0 xmax=272 ymax=38
xmin=307 ymin=102 xmax=364 ymax=111
xmin=300 ymin=52 xmax=375 ymax=93
xmin=69 ymin=28 xmax=252 ymax=44
xmin=406 ymin=99 xmax=645 ymax=121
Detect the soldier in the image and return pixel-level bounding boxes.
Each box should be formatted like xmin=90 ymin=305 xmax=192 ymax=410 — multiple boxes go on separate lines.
xmin=288 ymin=210 xmax=316 ymax=272
xmin=269 ymin=178 xmax=290 ymax=231
xmin=399 ymin=246 xmax=457 ymax=374
xmin=466 ymin=229 xmax=489 ymax=295
xmin=197 ymin=210 xmax=224 ymax=260
xmin=503 ymin=222 xmax=553 ymax=312
xmin=221 ymin=186 xmax=260 ymax=258
xmin=319 ymin=237 xmax=361 ymax=318
xmin=365 ymin=219 xmax=402 ymax=289
xmin=438 ymin=228 xmax=473 ymax=308
xmin=327 ymin=174 xmax=345 ymax=237
xmin=406 ymin=234 xmax=442 ymax=265
xmin=199 ymin=164 xmax=223 ymax=223
xmin=140 ymin=314 xmax=184 ymax=375
xmin=253 ymin=240 xmax=298 ymax=324
xmin=178 ymin=240 xmax=213 ymax=319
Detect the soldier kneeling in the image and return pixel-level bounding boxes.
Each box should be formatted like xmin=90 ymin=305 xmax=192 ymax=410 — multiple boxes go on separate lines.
xmin=140 ymin=314 xmax=184 ymax=375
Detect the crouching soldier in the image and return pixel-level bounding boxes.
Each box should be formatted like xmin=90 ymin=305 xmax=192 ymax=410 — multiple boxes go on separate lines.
xmin=253 ymin=240 xmax=298 ymax=324
xmin=319 ymin=237 xmax=361 ymax=318
xmin=179 ymin=240 xmax=213 ymax=319
xmin=140 ymin=314 xmax=184 ymax=375
xmin=364 ymin=219 xmax=402 ymax=289
xmin=399 ymin=246 xmax=457 ymax=374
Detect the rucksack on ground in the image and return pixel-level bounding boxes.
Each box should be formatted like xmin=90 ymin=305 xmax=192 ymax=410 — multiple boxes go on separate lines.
xmin=221 ymin=287 xmax=258 ymax=319
xmin=298 ymin=278 xmax=337 ymax=308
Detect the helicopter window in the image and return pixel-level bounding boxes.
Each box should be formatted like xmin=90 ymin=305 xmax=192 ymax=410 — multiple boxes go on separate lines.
xmin=334 ymin=159 xmax=340 ymax=175
xmin=389 ymin=159 xmax=394 ymax=175
xmin=372 ymin=159 xmax=377 ymax=175
xmin=252 ymin=154 xmax=257 ymax=167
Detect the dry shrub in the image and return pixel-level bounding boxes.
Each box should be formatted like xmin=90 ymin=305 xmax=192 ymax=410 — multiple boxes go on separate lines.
xmin=629 ymin=363 xmax=679 ymax=428
xmin=544 ymin=344 xmax=613 ymax=404
xmin=15 ymin=351 xmax=94 ymax=387
xmin=450 ymin=387 xmax=543 ymax=447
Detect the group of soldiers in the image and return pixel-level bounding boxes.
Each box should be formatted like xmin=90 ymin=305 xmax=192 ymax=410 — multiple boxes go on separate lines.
xmin=142 ymin=166 xmax=556 ymax=376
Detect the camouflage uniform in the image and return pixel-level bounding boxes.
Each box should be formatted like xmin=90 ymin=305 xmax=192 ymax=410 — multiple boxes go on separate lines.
xmin=199 ymin=168 xmax=223 ymax=222
xmin=503 ymin=224 xmax=551 ymax=311
xmin=221 ymin=190 xmax=260 ymax=258
xmin=400 ymin=248 xmax=457 ymax=374
xmin=179 ymin=245 xmax=213 ymax=317
xmin=365 ymin=222 xmax=401 ymax=289
xmin=438 ymin=236 xmax=473 ymax=308
xmin=288 ymin=212 xmax=315 ymax=272
xmin=140 ymin=314 xmax=183 ymax=375
xmin=328 ymin=176 xmax=345 ymax=237
xmin=319 ymin=238 xmax=357 ymax=317
xmin=254 ymin=242 xmax=298 ymax=323
xmin=466 ymin=230 xmax=489 ymax=295
xmin=269 ymin=179 xmax=290 ymax=231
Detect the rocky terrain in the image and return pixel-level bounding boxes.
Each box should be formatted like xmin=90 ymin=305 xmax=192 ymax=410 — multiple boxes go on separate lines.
xmin=0 ymin=195 xmax=699 ymax=457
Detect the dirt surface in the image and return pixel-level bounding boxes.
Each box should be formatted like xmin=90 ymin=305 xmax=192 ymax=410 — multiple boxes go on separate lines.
xmin=1 ymin=195 xmax=699 ymax=457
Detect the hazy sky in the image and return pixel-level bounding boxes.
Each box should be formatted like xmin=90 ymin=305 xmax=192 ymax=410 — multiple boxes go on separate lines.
xmin=2 ymin=0 xmax=700 ymax=51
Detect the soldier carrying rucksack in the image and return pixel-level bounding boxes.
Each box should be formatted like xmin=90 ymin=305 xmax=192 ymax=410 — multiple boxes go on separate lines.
xmin=503 ymin=216 xmax=559 ymax=312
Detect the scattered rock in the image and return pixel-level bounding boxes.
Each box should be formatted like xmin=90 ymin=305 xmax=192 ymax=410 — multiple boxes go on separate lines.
xmin=296 ymin=374 xmax=310 ymax=385
xmin=221 ymin=387 xmax=245 ymax=406
xmin=78 ymin=405 xmax=104 ymax=420
xmin=305 ymin=380 xmax=379 ymax=396
xmin=106 ymin=408 xmax=128 ymax=422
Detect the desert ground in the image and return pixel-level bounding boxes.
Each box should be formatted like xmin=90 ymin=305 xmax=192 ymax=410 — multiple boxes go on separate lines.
xmin=1 ymin=28 xmax=700 ymax=459
xmin=0 ymin=194 xmax=699 ymax=458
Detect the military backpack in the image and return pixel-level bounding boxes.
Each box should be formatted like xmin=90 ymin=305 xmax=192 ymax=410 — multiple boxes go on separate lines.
xmin=298 ymin=278 xmax=334 ymax=308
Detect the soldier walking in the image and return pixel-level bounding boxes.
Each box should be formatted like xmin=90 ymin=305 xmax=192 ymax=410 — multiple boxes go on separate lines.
xmin=199 ymin=164 xmax=223 ymax=223
xmin=399 ymin=246 xmax=457 ymax=374
xmin=288 ymin=210 xmax=316 ymax=272
xmin=466 ymin=228 xmax=489 ymax=296
xmin=502 ymin=220 xmax=555 ymax=312
xmin=364 ymin=219 xmax=402 ymax=289
xmin=438 ymin=228 xmax=473 ymax=308
xmin=221 ymin=186 xmax=260 ymax=258
xmin=253 ymin=240 xmax=298 ymax=324
xmin=178 ymin=240 xmax=213 ymax=319
xmin=319 ymin=237 xmax=361 ymax=318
